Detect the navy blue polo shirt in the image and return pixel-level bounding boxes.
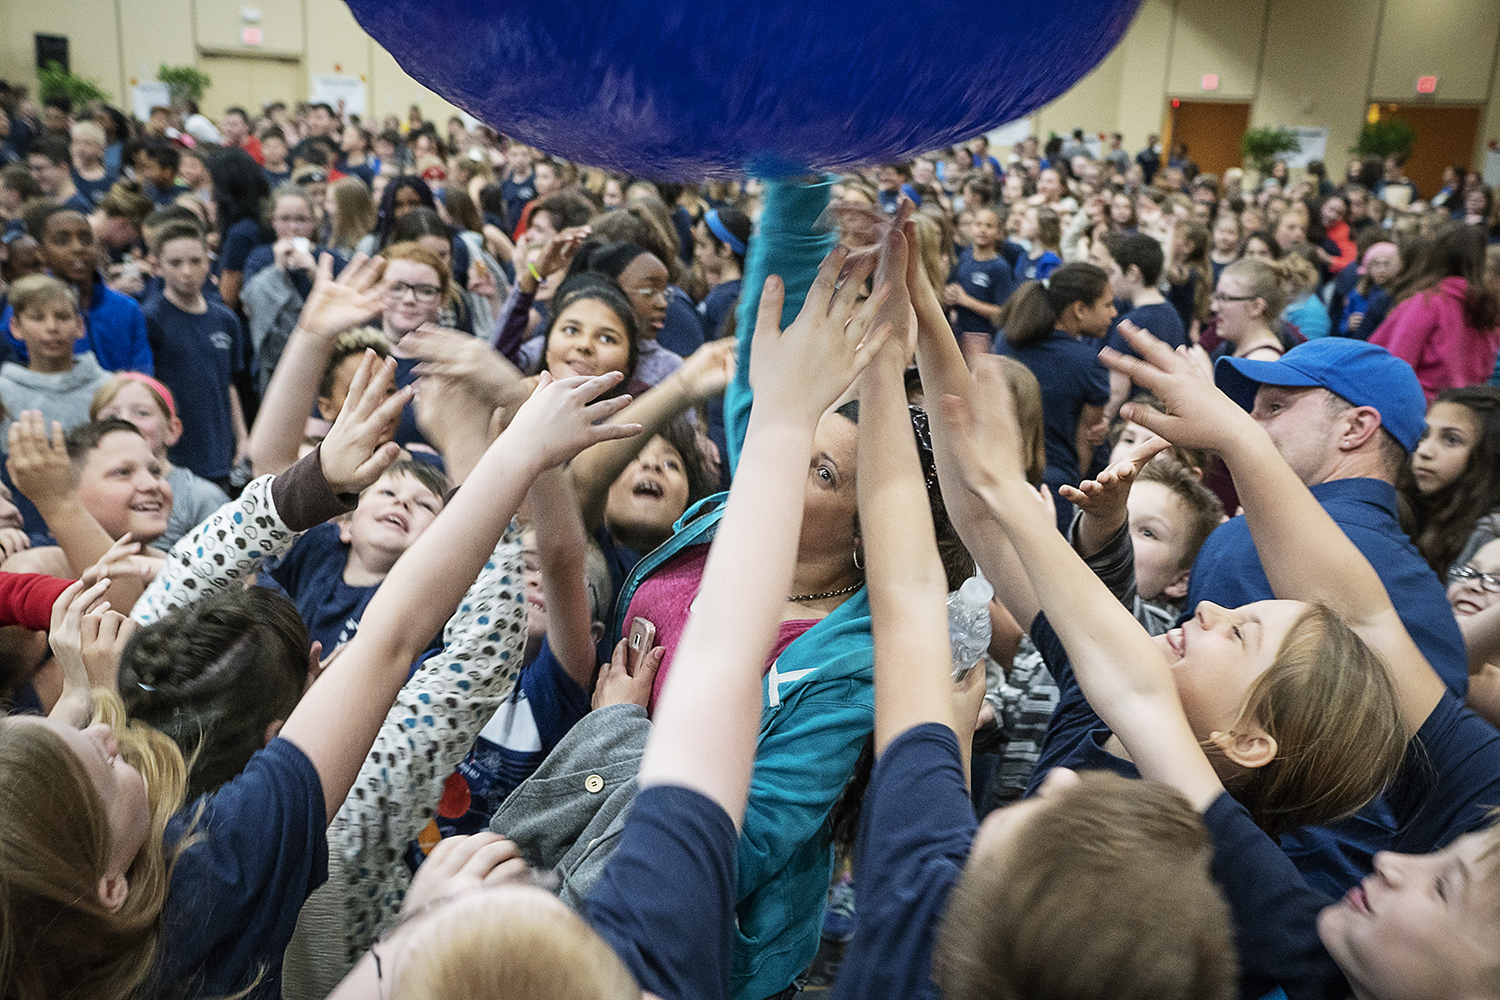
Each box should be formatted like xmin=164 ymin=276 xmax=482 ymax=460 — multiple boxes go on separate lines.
xmin=1106 ymin=300 xmax=1187 ymax=356
xmin=1184 ymin=477 xmax=1468 ymax=695
xmin=992 ymin=328 xmax=1109 ymax=487
xmin=948 ymin=248 xmax=1016 ymax=336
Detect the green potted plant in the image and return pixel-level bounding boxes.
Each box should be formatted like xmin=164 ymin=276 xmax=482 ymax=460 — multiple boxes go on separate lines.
xmin=37 ymin=62 xmax=110 ymax=107
xmin=157 ymin=65 xmax=213 ymax=106
xmin=1240 ymin=126 xmax=1301 ymax=174
xmin=1353 ymin=118 xmax=1417 ymax=161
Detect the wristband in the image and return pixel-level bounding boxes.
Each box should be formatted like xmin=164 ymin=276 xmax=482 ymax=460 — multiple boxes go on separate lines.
xmin=527 ymin=261 xmax=542 ymax=282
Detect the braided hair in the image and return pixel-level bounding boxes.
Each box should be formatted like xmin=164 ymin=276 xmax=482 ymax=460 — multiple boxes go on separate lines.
xmin=120 ymin=588 xmax=311 ymax=799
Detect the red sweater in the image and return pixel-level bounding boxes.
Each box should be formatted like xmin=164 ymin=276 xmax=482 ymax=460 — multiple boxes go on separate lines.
xmin=0 ymin=573 xmax=74 ymax=631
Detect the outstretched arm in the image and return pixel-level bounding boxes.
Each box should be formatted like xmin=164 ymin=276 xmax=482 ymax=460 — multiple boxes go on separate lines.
xmin=280 ymin=368 xmax=640 ymax=822
xmin=640 ymin=245 xmax=893 ymax=826
xmin=570 ymin=337 xmax=735 ymax=531
xmin=858 ymin=231 xmax=962 ymax=757
xmin=1102 ymin=321 xmax=1445 ymax=736
xmin=248 ymin=253 xmax=388 ymax=477
xmin=527 ymin=466 xmax=598 ymax=688
xmin=725 ymin=177 xmax=839 ymax=476
xmin=936 ymin=358 xmax=1224 ymax=812
xmin=905 ymin=216 xmax=1043 ymax=631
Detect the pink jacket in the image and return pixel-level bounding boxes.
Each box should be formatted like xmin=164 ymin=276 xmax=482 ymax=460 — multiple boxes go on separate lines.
xmin=1371 ymin=276 xmax=1500 ymax=402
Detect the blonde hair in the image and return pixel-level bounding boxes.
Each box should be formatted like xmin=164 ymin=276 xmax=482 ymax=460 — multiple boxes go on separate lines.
xmin=393 ymin=891 xmax=639 ymax=1000
xmin=1224 ymin=603 xmax=1406 ymax=838
xmin=70 ymin=120 xmax=106 ymax=147
xmin=90 ymin=374 xmax=173 ymax=424
xmin=911 ymin=212 xmax=951 ymax=301
xmin=996 ymin=356 xmax=1045 ymax=486
xmin=9 ymin=273 xmax=78 ymax=315
xmin=1220 ymin=258 xmax=1290 ymax=318
xmin=0 ymin=690 xmax=188 ymax=1000
xmin=328 ymin=177 xmax=377 ymax=253
xmin=935 ymin=772 xmax=1236 ymax=1000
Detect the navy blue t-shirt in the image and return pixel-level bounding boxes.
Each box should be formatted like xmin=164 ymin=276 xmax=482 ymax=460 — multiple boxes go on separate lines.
xmin=1106 ymin=300 xmax=1187 ymax=357
xmin=264 ymin=521 xmax=380 ymax=653
xmin=700 ymin=279 xmax=741 ymax=341
xmin=156 ymin=738 xmax=327 ymax=1000
xmin=1203 ymin=793 xmax=1346 ymax=1000
xmin=500 ymin=174 xmax=535 ymax=235
xmin=72 ymin=170 xmax=115 ymax=209
xmin=1014 ymin=250 xmax=1062 ymax=283
xmin=582 ymin=784 xmax=738 ymax=1000
xmin=1024 ymin=612 xmax=1142 ymax=796
xmin=831 ymin=724 xmax=976 ymax=1000
xmin=219 ymin=217 xmax=270 ymax=275
xmin=143 ymin=294 xmax=245 ymax=479
xmin=948 ymin=249 xmax=1016 ymax=335
xmin=417 ymin=638 xmax=590 ymax=850
xmin=1185 ymin=478 xmax=1468 ymax=695
xmin=659 ymin=287 xmax=706 ymax=359
xmin=993 ymin=329 xmax=1109 ymax=487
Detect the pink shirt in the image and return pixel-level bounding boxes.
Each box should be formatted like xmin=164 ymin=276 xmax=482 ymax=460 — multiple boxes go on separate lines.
xmin=1371 ymin=277 xmax=1500 ymax=402
xmin=628 ymin=545 xmax=816 ymax=713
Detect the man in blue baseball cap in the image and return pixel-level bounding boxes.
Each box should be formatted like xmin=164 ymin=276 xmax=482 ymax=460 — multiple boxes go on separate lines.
xmin=1186 ymin=338 xmax=1469 ymax=900
xmin=1191 ymin=337 xmax=1463 ymax=690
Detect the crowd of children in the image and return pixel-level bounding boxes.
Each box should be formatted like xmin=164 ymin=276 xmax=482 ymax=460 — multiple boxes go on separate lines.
xmin=0 ymin=82 xmax=1498 ymax=1000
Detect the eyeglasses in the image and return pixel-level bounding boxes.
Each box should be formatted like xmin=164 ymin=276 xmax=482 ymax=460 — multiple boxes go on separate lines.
xmin=1211 ymin=292 xmax=1257 ymax=303
xmin=387 ymin=281 xmax=442 ymax=303
xmin=1448 ymin=563 xmax=1500 ymax=594
xmin=631 ymin=286 xmax=670 ymax=303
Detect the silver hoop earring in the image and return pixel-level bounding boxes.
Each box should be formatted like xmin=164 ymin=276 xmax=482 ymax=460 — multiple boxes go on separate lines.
xmin=853 ymin=547 xmax=864 ymax=570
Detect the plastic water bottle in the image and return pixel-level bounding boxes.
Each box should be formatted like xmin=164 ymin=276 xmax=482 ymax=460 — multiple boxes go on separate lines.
xmin=947 ymin=571 xmax=994 ymax=680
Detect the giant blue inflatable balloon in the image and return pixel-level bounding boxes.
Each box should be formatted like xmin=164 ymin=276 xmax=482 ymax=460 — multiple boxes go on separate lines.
xmin=345 ymin=0 xmax=1142 ymax=177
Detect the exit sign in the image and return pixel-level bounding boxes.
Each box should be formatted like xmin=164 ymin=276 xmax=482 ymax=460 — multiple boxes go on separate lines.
xmin=1417 ymin=75 xmax=1438 ymax=94
xmin=1201 ymin=73 xmax=1219 ymax=91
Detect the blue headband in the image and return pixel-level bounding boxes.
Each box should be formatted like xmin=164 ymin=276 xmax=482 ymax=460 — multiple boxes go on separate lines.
xmin=704 ymin=209 xmax=746 ymax=257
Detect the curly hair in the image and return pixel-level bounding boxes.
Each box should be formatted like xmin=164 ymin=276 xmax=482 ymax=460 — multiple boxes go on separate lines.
xmin=120 ymin=588 xmax=311 ymax=798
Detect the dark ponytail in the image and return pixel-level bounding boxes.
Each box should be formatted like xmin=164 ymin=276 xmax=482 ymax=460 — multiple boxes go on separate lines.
xmin=996 ymin=262 xmax=1109 ymax=346
xmin=121 ymin=588 xmax=311 ymax=799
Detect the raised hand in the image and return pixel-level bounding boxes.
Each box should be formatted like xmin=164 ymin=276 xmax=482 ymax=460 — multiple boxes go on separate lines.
xmin=1058 ymin=430 xmax=1170 ymax=519
xmin=400 ymin=832 xmax=531 ymax=916
xmin=47 ymin=576 xmax=112 ymax=727
xmin=295 ymin=253 xmax=389 ymax=341
xmin=403 ymin=324 xmax=531 ymax=411
xmin=749 ymin=245 xmax=894 ymax=424
xmin=319 ymin=350 xmax=411 ymax=494
xmin=672 ymin=336 xmax=737 ymax=403
xmin=80 ymin=534 xmax=160 ymax=588
xmin=933 ymin=355 xmax=1031 ymax=504
xmin=1099 ymin=320 xmax=1255 ymax=452
xmin=8 ymin=412 xmax=77 ymax=513
xmin=0 ymin=528 xmax=30 ymax=563
xmin=533 ymin=225 xmax=591 ymax=279
xmin=503 ymin=370 xmax=641 ymax=471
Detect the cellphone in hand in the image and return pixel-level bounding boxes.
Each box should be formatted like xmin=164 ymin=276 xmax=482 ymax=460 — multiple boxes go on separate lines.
xmin=627 ymin=616 xmax=657 ymax=676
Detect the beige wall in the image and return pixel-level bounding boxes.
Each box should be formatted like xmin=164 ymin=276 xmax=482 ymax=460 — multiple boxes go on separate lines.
xmin=0 ymin=0 xmax=463 ymax=123
xmin=1029 ymin=0 xmax=1500 ymax=178
xmin=4 ymin=0 xmax=1500 ymax=177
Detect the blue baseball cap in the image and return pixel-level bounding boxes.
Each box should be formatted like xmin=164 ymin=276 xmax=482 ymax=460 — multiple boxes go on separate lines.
xmin=1214 ymin=339 xmax=1427 ymax=452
